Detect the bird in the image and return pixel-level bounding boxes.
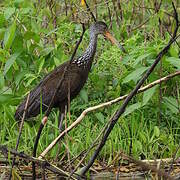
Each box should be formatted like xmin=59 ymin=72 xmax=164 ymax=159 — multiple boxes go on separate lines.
xmin=14 ymin=21 xmax=124 ymax=130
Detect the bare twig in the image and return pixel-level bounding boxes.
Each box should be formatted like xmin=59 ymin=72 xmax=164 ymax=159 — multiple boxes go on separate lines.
xmin=0 ymin=145 xmax=77 ymax=180
xmin=79 ymin=2 xmax=179 ymax=177
xmin=112 ymin=0 xmax=120 ymax=27
xmin=9 ymin=93 xmax=30 ymax=180
xmin=70 ymin=23 xmax=86 ymax=63
xmin=120 ymin=151 xmax=173 ymax=180
xmin=84 ymin=0 xmax=96 ymax=22
xmin=68 ymin=114 xmax=112 ymax=179
xmin=38 ymin=71 xmax=180 ymax=159
xmin=168 ymin=143 xmax=180 ymax=175
xmin=105 ymin=0 xmax=112 ymax=29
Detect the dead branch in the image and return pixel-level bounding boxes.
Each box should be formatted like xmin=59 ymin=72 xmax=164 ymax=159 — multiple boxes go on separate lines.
xmin=9 ymin=93 xmax=30 ymax=180
xmin=38 ymin=70 xmax=180 ymax=159
xmin=80 ymin=2 xmax=179 ymax=177
xmin=0 ymin=145 xmax=78 ymax=180
xmin=120 ymin=151 xmax=174 ymax=180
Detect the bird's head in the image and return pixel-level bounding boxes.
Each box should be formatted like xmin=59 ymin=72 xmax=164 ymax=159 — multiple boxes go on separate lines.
xmin=90 ymin=21 xmax=125 ymax=52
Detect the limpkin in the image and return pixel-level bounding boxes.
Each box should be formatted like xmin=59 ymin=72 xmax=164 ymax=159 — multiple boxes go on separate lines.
xmin=15 ymin=21 xmax=123 ymax=129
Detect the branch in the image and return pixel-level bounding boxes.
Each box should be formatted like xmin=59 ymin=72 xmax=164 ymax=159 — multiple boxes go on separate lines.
xmin=0 ymin=145 xmax=77 ymax=180
xmin=80 ymin=2 xmax=179 ymax=176
xmin=9 ymin=93 xmax=30 ymax=180
xmin=84 ymin=0 xmax=96 ymax=22
xmin=38 ymin=70 xmax=180 ymax=158
xmin=120 ymin=152 xmax=174 ymax=180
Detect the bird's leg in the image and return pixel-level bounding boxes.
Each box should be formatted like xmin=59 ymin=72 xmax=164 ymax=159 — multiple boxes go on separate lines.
xmin=58 ymin=112 xmax=64 ymax=132
xmin=58 ymin=105 xmax=67 ymax=132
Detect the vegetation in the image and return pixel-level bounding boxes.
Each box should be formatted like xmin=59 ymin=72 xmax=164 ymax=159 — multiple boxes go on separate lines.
xmin=0 ymin=0 xmax=180 ymax=170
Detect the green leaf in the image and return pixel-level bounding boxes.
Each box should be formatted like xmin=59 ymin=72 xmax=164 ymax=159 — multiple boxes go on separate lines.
xmin=123 ymin=102 xmax=142 ymax=116
xmin=95 ymin=112 xmax=105 ymax=123
xmin=15 ymin=70 xmax=27 ymax=85
xmin=0 ymin=28 xmax=5 ymax=40
xmin=40 ymin=47 xmax=54 ymax=56
xmin=142 ymin=85 xmax=157 ymax=105
xmin=54 ymin=57 xmax=61 ymax=67
xmin=123 ymin=66 xmax=149 ymax=84
xmin=0 ymin=14 xmax=6 ymax=28
xmin=4 ymin=22 xmax=16 ymax=49
xmin=169 ymin=46 xmax=178 ymax=58
xmin=163 ymin=97 xmax=179 ymax=114
xmin=26 ymin=77 xmax=36 ymax=86
xmin=133 ymin=53 xmax=151 ymax=66
xmin=0 ymin=73 xmax=5 ymax=89
xmin=0 ymin=94 xmax=13 ymax=103
xmin=80 ymin=89 xmax=88 ymax=103
xmin=4 ymin=52 xmax=20 ymax=75
xmin=21 ymin=8 xmax=31 ymax=14
xmin=37 ymin=58 xmax=45 ymax=74
xmin=154 ymin=126 xmax=160 ymax=137
xmin=4 ymin=7 xmax=15 ymax=20
xmin=24 ymin=31 xmax=40 ymax=42
xmin=14 ymin=0 xmax=24 ymax=8
xmin=134 ymin=140 xmax=142 ymax=151
xmin=166 ymin=57 xmax=180 ymax=70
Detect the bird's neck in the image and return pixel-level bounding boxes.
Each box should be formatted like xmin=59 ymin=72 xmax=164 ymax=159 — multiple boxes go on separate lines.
xmin=72 ymin=33 xmax=98 ymax=67
xmin=84 ymin=33 xmax=97 ymax=60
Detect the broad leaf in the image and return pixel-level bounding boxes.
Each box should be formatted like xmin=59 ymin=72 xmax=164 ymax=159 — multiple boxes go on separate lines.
xmin=95 ymin=112 xmax=105 ymax=123
xmin=4 ymin=22 xmax=16 ymax=49
xmin=80 ymin=89 xmax=88 ymax=103
xmin=133 ymin=53 xmax=151 ymax=66
xmin=4 ymin=52 xmax=20 ymax=75
xmin=142 ymin=85 xmax=157 ymax=105
xmin=40 ymin=47 xmax=54 ymax=56
xmin=123 ymin=102 xmax=142 ymax=116
xmin=163 ymin=97 xmax=179 ymax=114
xmin=166 ymin=57 xmax=180 ymax=70
xmin=0 ymin=94 xmax=13 ymax=103
xmin=169 ymin=46 xmax=179 ymax=58
xmin=4 ymin=7 xmax=15 ymax=20
xmin=123 ymin=66 xmax=149 ymax=84
xmin=37 ymin=58 xmax=45 ymax=74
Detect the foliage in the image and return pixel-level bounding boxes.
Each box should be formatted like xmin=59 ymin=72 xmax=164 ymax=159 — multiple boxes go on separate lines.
xmin=0 ymin=0 xmax=180 ymax=166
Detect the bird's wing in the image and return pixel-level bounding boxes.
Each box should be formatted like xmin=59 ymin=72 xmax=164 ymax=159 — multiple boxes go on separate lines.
xmin=15 ymin=62 xmax=69 ymax=119
xmin=15 ymin=61 xmax=86 ymax=120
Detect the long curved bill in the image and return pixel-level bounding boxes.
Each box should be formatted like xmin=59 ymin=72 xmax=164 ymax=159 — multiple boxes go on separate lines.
xmin=104 ymin=31 xmax=126 ymax=53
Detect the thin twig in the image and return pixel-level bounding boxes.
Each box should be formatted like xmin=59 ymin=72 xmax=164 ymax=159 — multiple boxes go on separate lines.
xmin=68 ymin=113 xmax=112 ymax=179
xmin=84 ymin=0 xmax=96 ymax=22
xmin=120 ymin=151 xmax=173 ymax=180
xmin=38 ymin=71 xmax=180 ymax=159
xmin=0 ymin=145 xmax=77 ymax=180
xmin=79 ymin=2 xmax=179 ymax=177
xmin=168 ymin=143 xmax=180 ymax=175
xmin=9 ymin=93 xmax=30 ymax=180
xmin=70 ymin=23 xmax=86 ymax=63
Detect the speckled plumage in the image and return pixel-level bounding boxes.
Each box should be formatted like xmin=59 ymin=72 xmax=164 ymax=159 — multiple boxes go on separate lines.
xmin=14 ymin=22 xmax=108 ymax=121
